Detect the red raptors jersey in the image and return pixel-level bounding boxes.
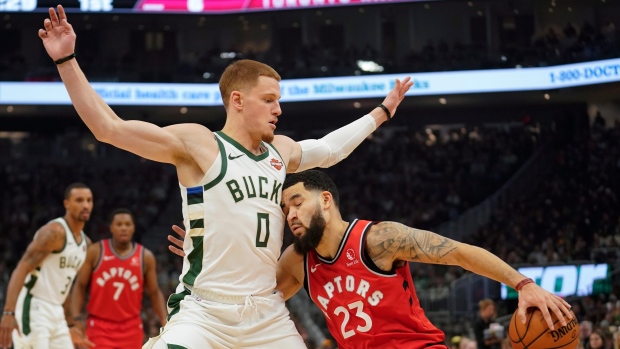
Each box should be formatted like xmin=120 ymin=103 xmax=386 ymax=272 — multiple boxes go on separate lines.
xmin=305 ymin=219 xmax=446 ymax=349
xmin=87 ymin=240 xmax=144 ymax=321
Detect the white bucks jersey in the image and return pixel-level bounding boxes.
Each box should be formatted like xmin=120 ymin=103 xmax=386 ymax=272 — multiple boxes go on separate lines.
xmin=25 ymin=217 xmax=87 ymax=304
xmin=179 ymin=132 xmax=286 ymax=296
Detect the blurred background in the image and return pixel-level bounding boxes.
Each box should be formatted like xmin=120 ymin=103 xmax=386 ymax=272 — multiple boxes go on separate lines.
xmin=0 ymin=0 xmax=619 ymax=348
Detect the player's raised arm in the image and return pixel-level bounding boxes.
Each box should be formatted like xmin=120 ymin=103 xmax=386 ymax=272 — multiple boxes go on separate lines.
xmin=0 ymin=222 xmax=65 ymax=349
xmin=273 ymin=77 xmax=413 ymax=173
xmin=365 ymin=221 xmax=573 ymax=331
xmin=38 ymin=6 xmax=205 ymax=166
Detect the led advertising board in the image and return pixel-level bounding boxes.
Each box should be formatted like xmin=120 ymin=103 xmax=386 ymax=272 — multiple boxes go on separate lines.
xmin=0 ymin=0 xmax=430 ymax=13
xmin=501 ymin=264 xmax=610 ymax=299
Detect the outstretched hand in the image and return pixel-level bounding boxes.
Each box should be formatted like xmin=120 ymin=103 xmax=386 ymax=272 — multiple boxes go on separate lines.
xmin=380 ymin=77 xmax=413 ymax=118
xmin=517 ymin=283 xmax=573 ymax=330
xmin=38 ymin=5 xmax=76 ymax=61
xmin=168 ymin=225 xmax=186 ymax=257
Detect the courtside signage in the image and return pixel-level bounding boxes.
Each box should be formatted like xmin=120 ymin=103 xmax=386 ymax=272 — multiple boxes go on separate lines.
xmin=500 ymin=264 xmax=609 ymax=299
xmin=1 ymin=58 xmax=619 ymax=105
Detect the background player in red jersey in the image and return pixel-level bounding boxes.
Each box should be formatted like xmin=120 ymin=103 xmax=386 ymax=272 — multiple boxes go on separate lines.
xmin=71 ymin=208 xmax=168 ymax=348
xmin=275 ymin=170 xmax=574 ymax=349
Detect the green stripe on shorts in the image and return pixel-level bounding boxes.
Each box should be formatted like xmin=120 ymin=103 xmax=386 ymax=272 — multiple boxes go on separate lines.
xmin=166 ymin=288 xmax=191 ymax=321
xmin=168 ymin=345 xmax=189 ymax=349
xmin=22 ymin=273 xmax=38 ymax=336
xmin=22 ymin=292 xmax=32 ymax=335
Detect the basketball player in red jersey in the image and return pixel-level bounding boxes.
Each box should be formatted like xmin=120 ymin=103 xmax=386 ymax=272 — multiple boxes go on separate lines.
xmin=71 ymin=209 xmax=168 ymax=348
xmin=275 ymin=170 xmax=574 ymax=349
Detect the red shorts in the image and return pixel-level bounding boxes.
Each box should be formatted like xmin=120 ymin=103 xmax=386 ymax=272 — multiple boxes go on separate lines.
xmin=86 ymin=315 xmax=144 ymax=349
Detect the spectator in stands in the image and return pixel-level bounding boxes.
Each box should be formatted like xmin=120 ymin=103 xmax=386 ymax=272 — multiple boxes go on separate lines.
xmin=459 ymin=337 xmax=478 ymax=349
xmin=587 ymin=328 xmax=607 ymax=349
xmin=473 ymin=299 xmax=502 ymax=349
xmin=450 ymin=336 xmax=463 ymax=349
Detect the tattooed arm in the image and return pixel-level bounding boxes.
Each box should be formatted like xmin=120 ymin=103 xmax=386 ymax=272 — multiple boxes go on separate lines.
xmin=2 ymin=222 xmax=65 ymax=311
xmin=366 ymin=221 xmax=526 ymax=288
xmin=365 ymin=221 xmax=573 ymax=329
xmin=0 ymin=222 xmax=66 ymax=348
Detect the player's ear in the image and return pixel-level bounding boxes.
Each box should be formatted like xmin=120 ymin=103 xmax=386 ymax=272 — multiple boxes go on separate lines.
xmin=321 ymin=191 xmax=333 ymax=209
xmin=231 ymin=91 xmax=243 ymax=111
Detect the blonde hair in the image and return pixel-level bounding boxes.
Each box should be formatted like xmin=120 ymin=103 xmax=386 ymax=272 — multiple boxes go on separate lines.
xmin=479 ymin=298 xmax=495 ymax=310
xmin=219 ymin=60 xmax=281 ymax=110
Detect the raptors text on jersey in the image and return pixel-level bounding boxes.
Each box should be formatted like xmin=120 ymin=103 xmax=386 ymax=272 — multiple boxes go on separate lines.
xmin=87 ymin=239 xmax=144 ymax=321
xmin=305 ymin=219 xmax=446 ymax=349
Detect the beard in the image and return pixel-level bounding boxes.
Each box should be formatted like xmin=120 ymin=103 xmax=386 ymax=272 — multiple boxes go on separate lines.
xmin=293 ymin=209 xmax=326 ymax=255
xmin=76 ymin=212 xmax=91 ymax=222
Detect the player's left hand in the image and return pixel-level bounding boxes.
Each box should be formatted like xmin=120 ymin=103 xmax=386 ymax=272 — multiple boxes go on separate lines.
xmin=168 ymin=225 xmax=186 ymax=257
xmin=379 ymin=76 xmax=413 ymax=119
xmin=70 ymin=326 xmax=95 ymax=348
xmin=517 ymin=282 xmax=572 ymax=330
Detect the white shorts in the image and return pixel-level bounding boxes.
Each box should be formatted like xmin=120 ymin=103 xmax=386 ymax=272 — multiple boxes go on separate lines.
xmin=13 ymin=289 xmax=72 ymax=349
xmin=144 ymin=288 xmax=305 ymax=349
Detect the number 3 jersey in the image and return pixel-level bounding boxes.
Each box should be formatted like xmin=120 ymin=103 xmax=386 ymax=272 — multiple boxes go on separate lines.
xmin=25 ymin=217 xmax=87 ymax=305
xmin=87 ymin=239 xmax=144 ymax=321
xmin=178 ymin=132 xmax=286 ymax=297
xmin=305 ymin=219 xmax=446 ymax=349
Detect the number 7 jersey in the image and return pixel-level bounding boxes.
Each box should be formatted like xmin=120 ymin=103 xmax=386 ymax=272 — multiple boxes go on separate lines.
xmin=178 ymin=132 xmax=287 ymax=296
xmin=87 ymin=239 xmax=144 ymax=321
xmin=304 ymin=219 xmax=446 ymax=349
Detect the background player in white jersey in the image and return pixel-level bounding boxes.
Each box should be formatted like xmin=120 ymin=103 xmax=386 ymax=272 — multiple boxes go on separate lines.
xmin=0 ymin=183 xmax=95 ymax=349
xmin=38 ymin=6 xmax=412 ymax=348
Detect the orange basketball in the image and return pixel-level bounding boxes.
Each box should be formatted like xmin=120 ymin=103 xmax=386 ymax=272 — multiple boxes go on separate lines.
xmin=508 ymin=308 xmax=579 ymax=349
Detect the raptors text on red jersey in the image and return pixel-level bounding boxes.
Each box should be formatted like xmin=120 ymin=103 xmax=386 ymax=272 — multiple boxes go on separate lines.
xmin=87 ymin=240 xmax=144 ymax=321
xmin=304 ymin=219 xmax=446 ymax=349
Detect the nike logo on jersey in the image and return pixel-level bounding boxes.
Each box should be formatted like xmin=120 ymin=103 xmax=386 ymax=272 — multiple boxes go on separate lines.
xmin=228 ymin=153 xmax=245 ymax=160
xmin=311 ymin=264 xmax=321 ymax=273
xmin=103 ymin=256 xmax=115 ymax=261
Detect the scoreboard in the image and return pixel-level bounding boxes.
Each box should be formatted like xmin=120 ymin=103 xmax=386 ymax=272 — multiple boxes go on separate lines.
xmin=0 ymin=0 xmax=433 ymax=13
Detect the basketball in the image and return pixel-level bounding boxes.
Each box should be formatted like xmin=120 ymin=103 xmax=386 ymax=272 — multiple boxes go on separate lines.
xmin=508 ymin=308 xmax=579 ymax=349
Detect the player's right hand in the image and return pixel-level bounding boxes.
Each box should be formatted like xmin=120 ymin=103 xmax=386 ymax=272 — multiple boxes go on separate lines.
xmin=168 ymin=225 xmax=187 ymax=257
xmin=517 ymin=282 xmax=572 ymax=330
xmin=70 ymin=326 xmax=96 ymax=349
xmin=0 ymin=313 xmax=19 ymax=349
xmin=38 ymin=5 xmax=77 ymax=62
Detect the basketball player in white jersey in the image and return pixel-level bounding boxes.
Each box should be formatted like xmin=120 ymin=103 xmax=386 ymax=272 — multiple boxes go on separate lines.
xmin=0 ymin=183 xmax=95 ymax=349
xmin=38 ymin=6 xmax=412 ymax=348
